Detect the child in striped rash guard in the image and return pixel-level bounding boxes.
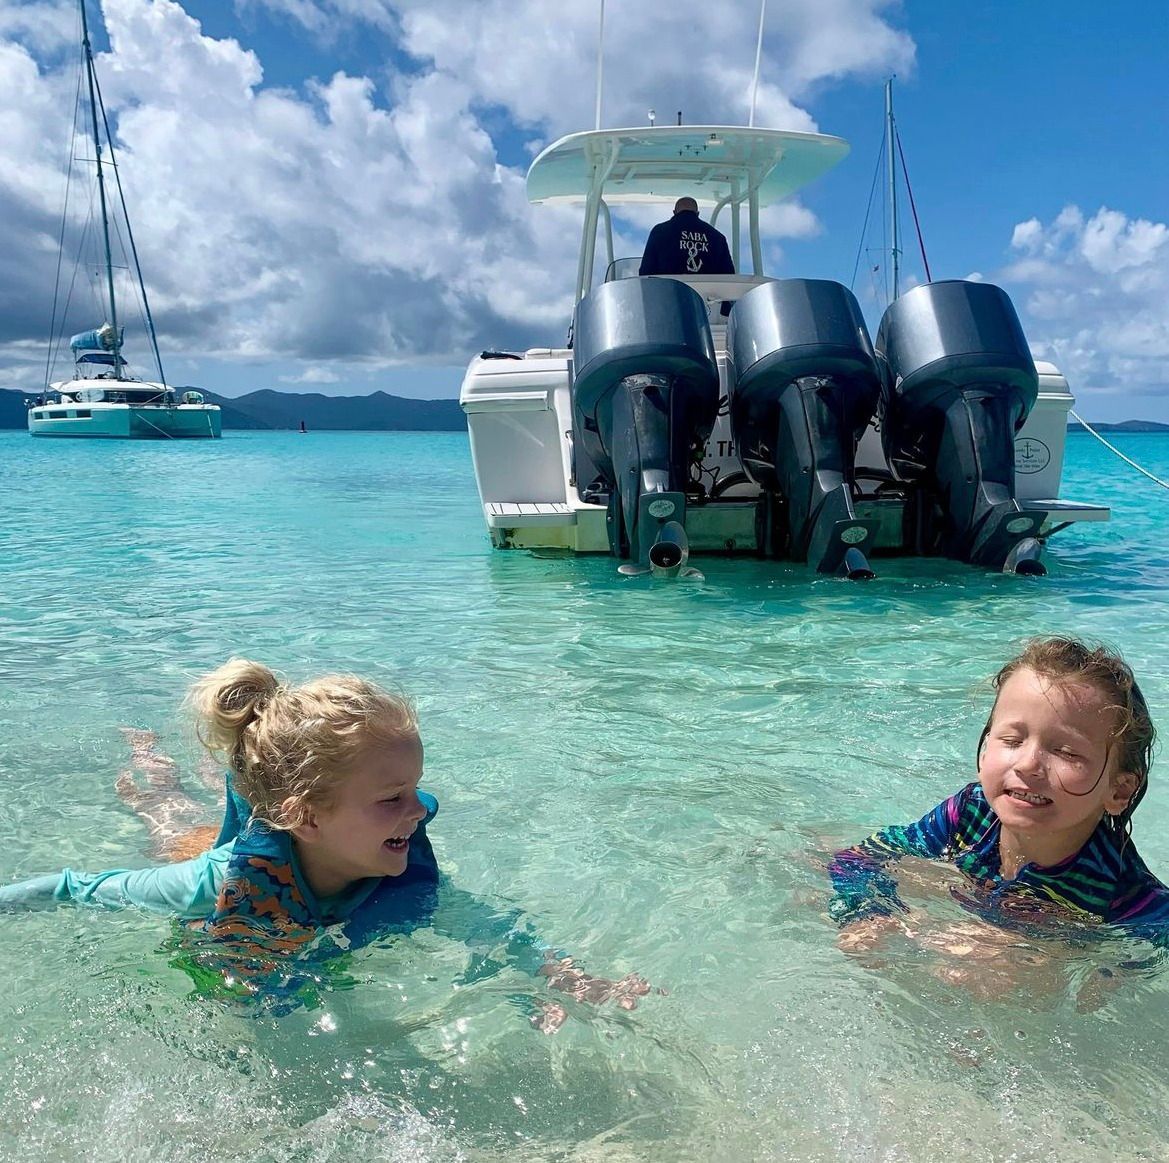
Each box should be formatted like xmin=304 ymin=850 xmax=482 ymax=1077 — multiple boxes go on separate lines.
xmin=829 ymin=637 xmax=1167 ymax=952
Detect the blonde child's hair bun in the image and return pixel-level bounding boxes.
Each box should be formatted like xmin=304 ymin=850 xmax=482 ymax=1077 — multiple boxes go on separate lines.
xmin=188 ymin=658 xmax=282 ymax=764
xmin=188 ymin=659 xmax=418 ymax=830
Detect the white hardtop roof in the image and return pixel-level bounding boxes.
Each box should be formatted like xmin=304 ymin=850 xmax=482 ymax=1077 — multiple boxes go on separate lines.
xmin=526 ymin=125 xmax=849 ymax=207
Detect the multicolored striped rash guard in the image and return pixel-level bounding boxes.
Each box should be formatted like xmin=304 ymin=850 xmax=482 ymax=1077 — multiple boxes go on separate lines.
xmin=828 ymin=782 xmax=1169 ymax=943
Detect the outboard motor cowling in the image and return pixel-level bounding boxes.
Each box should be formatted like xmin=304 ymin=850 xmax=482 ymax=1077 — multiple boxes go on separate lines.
xmin=876 ymin=280 xmax=1047 ymax=571
xmin=573 ymin=278 xmax=719 ymax=565
xmin=727 ymin=279 xmax=881 ymax=574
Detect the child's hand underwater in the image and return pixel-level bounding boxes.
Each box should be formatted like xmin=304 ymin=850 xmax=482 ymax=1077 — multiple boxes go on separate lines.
xmin=838 ymin=911 xmax=1114 ymax=1007
xmin=531 ymin=957 xmax=654 ymax=1032
xmin=836 ymin=913 xmax=913 ymax=952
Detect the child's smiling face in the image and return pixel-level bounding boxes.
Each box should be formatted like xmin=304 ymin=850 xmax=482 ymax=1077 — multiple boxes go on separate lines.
xmin=293 ymin=734 xmax=428 ymax=898
xmin=979 ymin=667 xmax=1138 ymax=859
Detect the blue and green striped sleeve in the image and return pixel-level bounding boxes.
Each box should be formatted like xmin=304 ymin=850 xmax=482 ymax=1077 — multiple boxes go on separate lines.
xmin=827 ymin=786 xmax=970 ymax=924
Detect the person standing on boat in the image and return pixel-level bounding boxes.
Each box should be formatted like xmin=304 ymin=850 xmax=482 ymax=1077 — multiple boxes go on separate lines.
xmin=639 ymin=197 xmax=735 ymax=276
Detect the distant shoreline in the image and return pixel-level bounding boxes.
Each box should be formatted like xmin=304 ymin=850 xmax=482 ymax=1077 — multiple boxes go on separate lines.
xmin=1 ymin=387 xmax=1166 ymax=432
xmin=1066 ymin=421 xmax=1169 ymax=434
xmin=0 ymin=386 xmax=466 ymax=431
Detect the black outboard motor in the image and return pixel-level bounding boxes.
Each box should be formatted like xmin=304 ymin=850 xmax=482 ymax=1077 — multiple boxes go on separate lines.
xmin=727 ymin=279 xmax=881 ymax=575
xmin=876 ymin=281 xmax=1048 ymax=572
xmin=572 ymin=278 xmax=720 ymax=566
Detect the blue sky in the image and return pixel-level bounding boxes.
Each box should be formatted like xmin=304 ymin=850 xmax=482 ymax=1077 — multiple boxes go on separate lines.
xmin=1 ymin=0 xmax=1165 ymax=420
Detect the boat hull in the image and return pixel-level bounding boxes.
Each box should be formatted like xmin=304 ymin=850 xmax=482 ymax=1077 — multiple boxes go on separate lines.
xmin=27 ymin=401 xmax=221 ymax=439
xmin=460 ymin=275 xmax=1109 ymax=563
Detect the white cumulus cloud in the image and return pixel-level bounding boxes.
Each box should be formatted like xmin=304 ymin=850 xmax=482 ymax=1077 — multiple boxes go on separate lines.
xmin=0 ymin=0 xmax=913 ymax=394
xmin=1002 ymin=205 xmax=1169 ymax=413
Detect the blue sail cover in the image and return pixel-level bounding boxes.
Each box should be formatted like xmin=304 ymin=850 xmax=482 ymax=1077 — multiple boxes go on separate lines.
xmin=70 ymin=324 xmax=122 ymax=353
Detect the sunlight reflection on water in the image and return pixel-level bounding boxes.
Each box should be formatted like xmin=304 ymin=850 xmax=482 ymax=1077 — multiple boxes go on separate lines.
xmin=2 ymin=430 xmax=1168 ymax=1159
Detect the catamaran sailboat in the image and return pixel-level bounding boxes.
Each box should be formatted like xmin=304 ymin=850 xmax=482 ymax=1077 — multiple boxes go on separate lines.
xmin=459 ymin=117 xmax=1108 ymax=577
xmin=27 ymin=0 xmax=219 ymax=439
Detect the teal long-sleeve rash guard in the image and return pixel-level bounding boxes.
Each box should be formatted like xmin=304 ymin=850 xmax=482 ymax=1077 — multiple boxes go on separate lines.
xmin=0 ymin=846 xmax=235 ymax=917
xmin=0 ymin=781 xmax=551 ymax=984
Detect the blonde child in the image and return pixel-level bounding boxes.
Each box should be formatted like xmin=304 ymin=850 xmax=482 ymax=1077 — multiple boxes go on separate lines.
xmin=0 ymin=660 xmax=648 ymax=1026
xmin=829 ymin=637 xmax=1167 ymax=951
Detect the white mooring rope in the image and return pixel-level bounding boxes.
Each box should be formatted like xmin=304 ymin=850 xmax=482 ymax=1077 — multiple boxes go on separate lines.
xmin=1070 ymin=409 xmax=1169 ymax=492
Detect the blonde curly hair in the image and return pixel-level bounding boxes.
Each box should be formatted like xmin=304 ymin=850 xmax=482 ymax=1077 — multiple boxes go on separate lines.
xmin=188 ymin=658 xmax=418 ymax=830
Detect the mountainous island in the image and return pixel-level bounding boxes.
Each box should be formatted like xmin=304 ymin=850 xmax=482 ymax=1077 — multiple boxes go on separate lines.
xmin=0 ymin=387 xmax=465 ymax=430
xmin=2 ymin=386 xmax=1166 ymax=433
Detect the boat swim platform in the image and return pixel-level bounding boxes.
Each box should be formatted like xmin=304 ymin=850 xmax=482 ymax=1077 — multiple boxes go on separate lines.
xmin=486 ymin=501 xmax=581 ymax=527
xmin=483 ymin=498 xmax=1110 ymax=554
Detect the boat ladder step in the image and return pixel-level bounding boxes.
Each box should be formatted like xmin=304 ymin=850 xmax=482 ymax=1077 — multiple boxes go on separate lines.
xmin=485 ymin=501 xmax=577 ymax=528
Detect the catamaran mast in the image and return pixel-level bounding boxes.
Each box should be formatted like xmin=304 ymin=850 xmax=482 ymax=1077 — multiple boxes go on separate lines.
xmin=885 ymin=77 xmax=900 ymax=301
xmin=79 ymin=0 xmax=123 ymax=380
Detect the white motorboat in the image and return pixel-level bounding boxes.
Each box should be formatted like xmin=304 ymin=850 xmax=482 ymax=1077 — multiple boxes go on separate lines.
xmin=460 ymin=120 xmax=1108 ymax=576
xmin=27 ymin=1 xmax=220 ymax=440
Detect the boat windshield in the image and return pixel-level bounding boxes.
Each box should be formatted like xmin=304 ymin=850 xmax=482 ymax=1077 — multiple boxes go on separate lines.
xmin=604 ymin=258 xmax=642 ymax=282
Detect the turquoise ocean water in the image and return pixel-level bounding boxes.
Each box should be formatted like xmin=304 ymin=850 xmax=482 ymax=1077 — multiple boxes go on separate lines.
xmin=1 ymin=427 xmax=1168 ymax=1161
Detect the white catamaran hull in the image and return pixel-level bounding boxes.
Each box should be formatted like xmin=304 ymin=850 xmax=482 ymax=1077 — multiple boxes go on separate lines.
xmin=28 ymin=385 xmax=221 ymax=439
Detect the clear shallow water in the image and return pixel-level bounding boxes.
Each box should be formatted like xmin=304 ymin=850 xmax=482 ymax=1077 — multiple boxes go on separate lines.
xmin=1 ymin=428 xmax=1168 ymax=1161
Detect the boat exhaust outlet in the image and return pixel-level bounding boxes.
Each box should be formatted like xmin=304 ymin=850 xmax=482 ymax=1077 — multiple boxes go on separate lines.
xmin=1002 ymin=536 xmax=1046 ymax=576
xmin=618 ymin=519 xmax=704 ymax=579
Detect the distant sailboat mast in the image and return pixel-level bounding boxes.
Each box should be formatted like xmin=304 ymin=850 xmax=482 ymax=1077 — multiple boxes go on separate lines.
xmin=79 ymin=0 xmax=123 ymax=381
xmin=885 ymin=77 xmax=900 ymax=301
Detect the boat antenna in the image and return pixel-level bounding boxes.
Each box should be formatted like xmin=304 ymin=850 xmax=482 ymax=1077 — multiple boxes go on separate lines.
xmin=749 ymin=0 xmax=767 ymax=127
xmin=885 ymin=77 xmax=900 ymax=301
xmin=594 ymin=0 xmax=605 ymax=130
xmin=79 ymin=0 xmax=123 ymax=380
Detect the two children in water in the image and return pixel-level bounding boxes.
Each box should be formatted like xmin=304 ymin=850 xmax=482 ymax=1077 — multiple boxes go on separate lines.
xmin=1 ymin=637 xmax=1165 ymax=1017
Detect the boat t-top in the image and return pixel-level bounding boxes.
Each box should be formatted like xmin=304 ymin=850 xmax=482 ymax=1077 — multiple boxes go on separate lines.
xmin=460 ymin=119 xmax=1108 ymax=577
xmin=26 ymin=0 xmax=220 ymax=440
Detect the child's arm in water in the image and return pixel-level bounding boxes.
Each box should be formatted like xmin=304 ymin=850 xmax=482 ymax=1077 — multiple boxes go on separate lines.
xmin=828 ymin=784 xmax=973 ymax=946
xmin=0 ymin=846 xmax=232 ymax=918
xmin=428 ymin=884 xmax=652 ymax=1032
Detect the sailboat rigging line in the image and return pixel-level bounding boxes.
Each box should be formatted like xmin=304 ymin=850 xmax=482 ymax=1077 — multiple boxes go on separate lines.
xmin=46 ymin=55 xmax=86 ymax=392
xmin=895 ymin=131 xmax=931 ymax=283
xmin=49 ymin=187 xmax=97 ymax=386
xmin=135 ymin=411 xmax=178 ymax=440
xmin=79 ymin=0 xmax=122 ymax=380
xmin=1069 ymin=411 xmax=1169 ymax=492
xmin=95 ymin=78 xmax=168 ymax=386
xmin=849 ymin=125 xmax=886 ymax=292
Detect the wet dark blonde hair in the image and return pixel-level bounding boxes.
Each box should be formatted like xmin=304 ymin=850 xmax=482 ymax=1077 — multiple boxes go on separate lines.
xmin=978 ymin=636 xmax=1156 ymax=840
xmin=188 ymin=658 xmax=418 ymax=830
